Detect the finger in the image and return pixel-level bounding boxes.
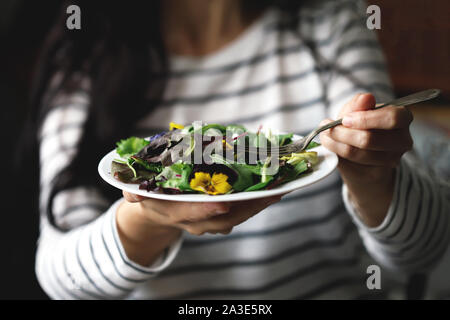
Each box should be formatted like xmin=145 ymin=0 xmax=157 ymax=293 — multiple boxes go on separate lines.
xmin=218 ymin=228 xmax=233 ymax=235
xmin=172 ymin=202 xmax=233 ymax=223
xmin=183 ymin=196 xmax=281 ymax=235
xmin=204 ymin=196 xmax=282 ymax=230
xmin=320 ymin=132 xmax=403 ymax=167
xmin=232 ymin=195 xmax=283 ymax=208
xmin=141 ymin=198 xmax=231 ymax=223
xmin=122 ymin=191 xmax=147 ymax=203
xmin=208 ymin=227 xmax=233 ymax=235
xmin=342 ymin=106 xmax=413 ymax=130
xmin=339 ymin=93 xmax=376 ymax=117
xmin=326 ymin=126 xmax=413 ymax=152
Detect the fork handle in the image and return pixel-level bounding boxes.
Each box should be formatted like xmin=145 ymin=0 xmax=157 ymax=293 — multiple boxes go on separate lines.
xmin=374 ymin=88 xmax=440 ymax=109
xmin=316 ymin=89 xmax=441 ymax=135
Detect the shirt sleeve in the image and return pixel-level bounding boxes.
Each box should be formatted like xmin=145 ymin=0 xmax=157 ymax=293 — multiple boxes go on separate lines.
xmin=312 ymin=0 xmax=395 ymax=118
xmin=315 ymin=0 xmax=450 ymax=273
xmin=35 ymin=89 xmax=183 ymax=300
xmin=343 ymin=153 xmax=450 ymax=273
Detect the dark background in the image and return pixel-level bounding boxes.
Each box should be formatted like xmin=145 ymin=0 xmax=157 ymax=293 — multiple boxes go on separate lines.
xmin=0 ymin=0 xmax=449 ymax=299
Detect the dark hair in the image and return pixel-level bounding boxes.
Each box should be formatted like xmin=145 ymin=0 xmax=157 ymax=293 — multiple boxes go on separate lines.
xmin=22 ymin=0 xmax=305 ymax=230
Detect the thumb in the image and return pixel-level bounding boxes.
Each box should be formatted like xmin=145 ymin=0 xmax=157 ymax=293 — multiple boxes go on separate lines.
xmin=338 ymin=93 xmax=376 ymax=118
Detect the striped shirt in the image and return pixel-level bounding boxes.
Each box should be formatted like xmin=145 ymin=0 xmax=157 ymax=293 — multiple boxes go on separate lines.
xmin=35 ymin=0 xmax=450 ymax=299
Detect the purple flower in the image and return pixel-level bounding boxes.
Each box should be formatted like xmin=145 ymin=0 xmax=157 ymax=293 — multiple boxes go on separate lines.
xmin=149 ymin=132 xmax=166 ymax=141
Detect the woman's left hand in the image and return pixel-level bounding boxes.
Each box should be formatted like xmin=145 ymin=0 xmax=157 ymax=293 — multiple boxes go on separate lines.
xmin=319 ymin=93 xmax=414 ymax=227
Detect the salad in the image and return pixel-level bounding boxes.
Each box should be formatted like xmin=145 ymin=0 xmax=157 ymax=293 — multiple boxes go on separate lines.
xmin=111 ymin=122 xmax=320 ymax=195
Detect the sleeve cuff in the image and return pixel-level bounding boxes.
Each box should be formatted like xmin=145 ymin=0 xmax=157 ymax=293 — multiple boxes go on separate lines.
xmin=341 ymin=157 xmax=450 ymax=273
xmin=107 ymin=199 xmax=183 ymax=276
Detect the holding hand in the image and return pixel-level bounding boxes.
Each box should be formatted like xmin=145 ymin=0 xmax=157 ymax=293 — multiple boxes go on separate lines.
xmin=116 ymin=191 xmax=281 ymax=266
xmin=122 ymin=191 xmax=281 ymax=236
xmin=320 ymin=93 xmax=414 ymax=227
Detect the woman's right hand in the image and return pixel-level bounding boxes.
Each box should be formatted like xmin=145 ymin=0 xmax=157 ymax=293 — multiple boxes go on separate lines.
xmin=116 ymin=191 xmax=282 ymax=266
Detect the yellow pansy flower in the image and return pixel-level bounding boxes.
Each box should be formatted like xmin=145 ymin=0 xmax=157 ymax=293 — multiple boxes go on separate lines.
xmin=169 ymin=122 xmax=185 ymax=131
xmin=190 ymin=172 xmax=232 ymax=195
xmin=210 ymin=173 xmax=232 ymax=194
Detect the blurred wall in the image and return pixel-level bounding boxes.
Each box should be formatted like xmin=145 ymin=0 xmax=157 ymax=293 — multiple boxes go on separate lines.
xmin=370 ymin=0 xmax=450 ymax=99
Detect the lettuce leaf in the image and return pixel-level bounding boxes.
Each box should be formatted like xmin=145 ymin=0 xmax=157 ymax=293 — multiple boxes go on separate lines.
xmin=278 ymin=160 xmax=310 ymax=183
xmin=209 ymin=154 xmax=255 ymax=191
xmin=306 ymin=141 xmax=320 ymax=149
xmin=229 ymin=164 xmax=254 ymax=191
xmin=131 ymin=156 xmax=163 ymax=173
xmin=111 ymin=161 xmax=157 ymax=183
xmin=280 ymin=151 xmax=318 ymax=166
xmin=116 ymin=137 xmax=149 ymax=159
xmin=278 ymin=133 xmax=293 ymax=146
xmin=244 ymin=176 xmax=274 ymax=191
xmin=156 ymin=163 xmax=193 ymax=191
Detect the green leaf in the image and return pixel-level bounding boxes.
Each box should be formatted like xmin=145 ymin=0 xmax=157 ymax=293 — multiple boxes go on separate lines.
xmin=156 ymin=163 xmax=193 ymax=191
xmin=229 ymin=164 xmax=254 ymax=191
xmin=239 ymin=163 xmax=264 ymax=175
xmin=200 ymin=124 xmax=227 ymax=135
xmin=111 ymin=161 xmax=156 ymax=183
xmin=261 ymin=157 xmax=279 ymax=182
xmin=210 ymin=154 xmax=260 ymax=191
xmin=306 ymin=141 xmax=320 ymax=150
xmin=277 ymin=133 xmax=293 ymax=146
xmin=116 ymin=137 xmax=150 ymax=159
xmin=281 ymin=151 xmax=318 ymax=166
xmin=244 ymin=176 xmax=274 ymax=191
xmin=131 ymin=156 xmax=163 ymax=173
xmin=292 ymin=160 xmax=309 ymax=176
xmin=126 ymin=158 xmax=137 ymax=178
xmin=278 ymin=160 xmax=309 ymax=183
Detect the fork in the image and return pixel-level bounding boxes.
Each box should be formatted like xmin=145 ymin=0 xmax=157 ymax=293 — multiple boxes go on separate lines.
xmin=237 ymin=89 xmax=441 ymax=157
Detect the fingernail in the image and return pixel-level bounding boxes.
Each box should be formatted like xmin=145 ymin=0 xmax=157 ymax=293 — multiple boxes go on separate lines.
xmin=356 ymin=93 xmax=369 ymax=105
xmin=214 ymin=208 xmax=229 ymax=215
xmin=204 ymin=203 xmax=229 ymax=215
xmin=342 ymin=115 xmax=353 ymax=127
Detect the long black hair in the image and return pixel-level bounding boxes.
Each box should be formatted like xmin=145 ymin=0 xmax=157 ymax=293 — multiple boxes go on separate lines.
xmin=21 ymin=0 xmax=306 ymax=230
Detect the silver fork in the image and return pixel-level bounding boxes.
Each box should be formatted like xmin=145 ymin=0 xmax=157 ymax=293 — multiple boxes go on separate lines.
xmin=237 ymin=89 xmax=441 ymax=157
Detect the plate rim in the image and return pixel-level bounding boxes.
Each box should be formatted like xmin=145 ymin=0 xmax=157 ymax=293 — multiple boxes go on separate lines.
xmin=98 ymin=135 xmax=338 ymax=202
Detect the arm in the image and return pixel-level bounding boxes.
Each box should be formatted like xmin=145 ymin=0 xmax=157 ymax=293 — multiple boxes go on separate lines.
xmin=322 ymin=93 xmax=410 ymax=228
xmin=116 ymin=200 xmax=181 ymax=267
xmin=315 ymin=0 xmax=450 ymax=272
xmin=342 ymin=154 xmax=450 ymax=272
xmin=117 ymin=192 xmax=282 ymax=267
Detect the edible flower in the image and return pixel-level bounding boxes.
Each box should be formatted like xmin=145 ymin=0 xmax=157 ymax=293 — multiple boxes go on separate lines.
xmin=189 ymin=172 xmax=232 ymax=195
xmin=222 ymin=139 xmax=233 ymax=150
xmin=169 ymin=122 xmax=185 ymax=131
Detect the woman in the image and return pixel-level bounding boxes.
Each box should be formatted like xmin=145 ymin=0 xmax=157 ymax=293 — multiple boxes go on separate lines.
xmin=31 ymin=0 xmax=449 ymax=299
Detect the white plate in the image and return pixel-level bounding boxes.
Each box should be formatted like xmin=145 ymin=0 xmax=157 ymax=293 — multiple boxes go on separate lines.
xmin=98 ymin=136 xmax=338 ymax=202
